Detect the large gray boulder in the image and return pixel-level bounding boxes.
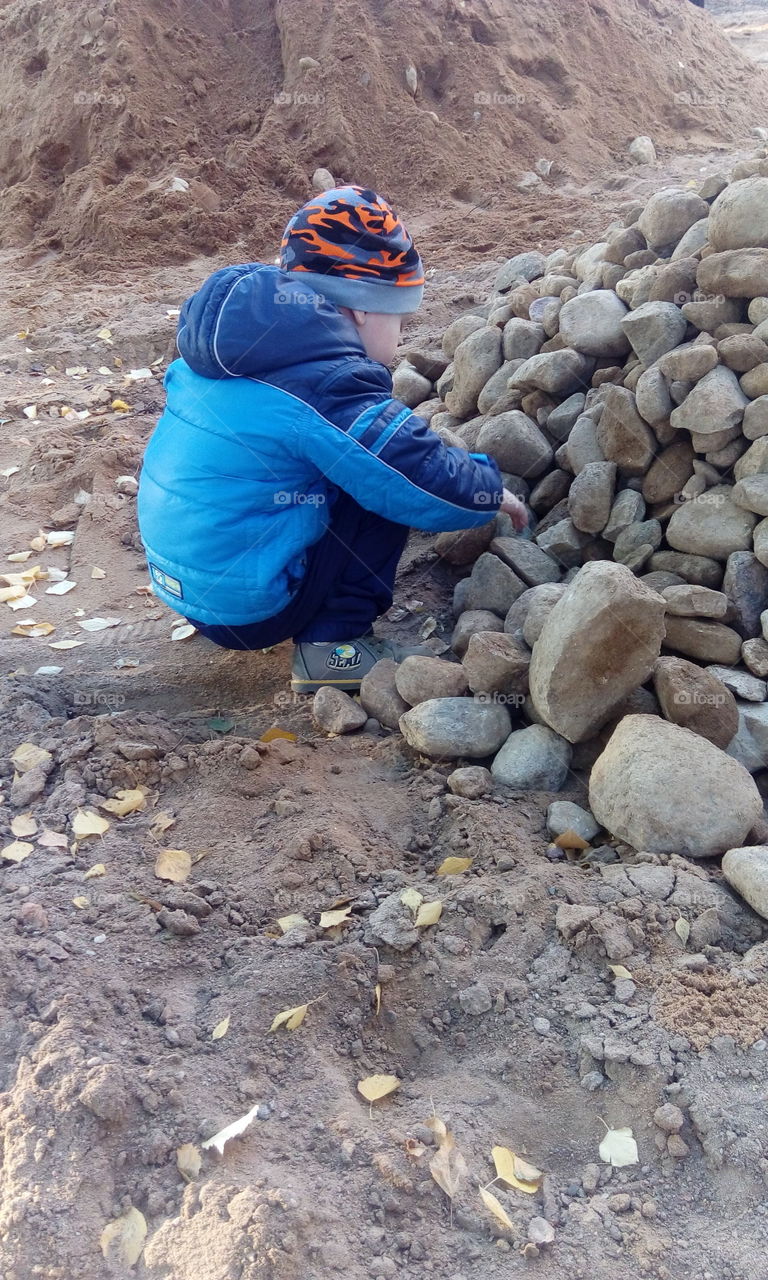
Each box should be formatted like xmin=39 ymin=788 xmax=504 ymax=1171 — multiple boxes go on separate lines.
xmin=475 ymin=411 xmax=553 ymax=477
xmin=665 ymin=486 xmax=757 ymax=560
xmin=509 ymin=349 xmax=594 ymax=397
xmin=596 ymin=386 xmax=656 ymax=475
xmin=621 ymin=301 xmax=687 ymax=367
xmin=697 ymin=249 xmax=768 ymax=299
xmin=445 ymin=327 xmax=503 ymax=417
xmin=708 ymin=177 xmax=768 ymax=252
xmin=490 ymin=724 xmax=572 ymax=790
xmin=558 ymin=290 xmax=631 ymax=357
xmin=399 ymin=697 xmax=512 ymax=759
xmin=589 ymin=714 xmax=762 ymax=857
xmin=669 ymin=365 xmax=749 ymax=437
xmin=528 ymin=561 xmax=666 ymax=743
xmin=638 ymin=187 xmax=709 ymax=253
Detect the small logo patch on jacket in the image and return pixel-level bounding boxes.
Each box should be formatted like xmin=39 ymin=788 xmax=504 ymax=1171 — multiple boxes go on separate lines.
xmin=326 ymin=643 xmax=361 ymax=671
xmin=149 ymin=564 xmax=183 ymax=599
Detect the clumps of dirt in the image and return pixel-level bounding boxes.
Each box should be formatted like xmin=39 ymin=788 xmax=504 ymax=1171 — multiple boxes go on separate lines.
xmin=1 ymin=0 xmax=766 ymax=269
xmin=651 ymin=967 xmax=768 ymax=1049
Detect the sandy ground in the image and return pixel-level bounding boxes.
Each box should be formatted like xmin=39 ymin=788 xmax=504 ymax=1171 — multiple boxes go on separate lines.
xmin=1 ymin=10 xmax=768 ymax=1280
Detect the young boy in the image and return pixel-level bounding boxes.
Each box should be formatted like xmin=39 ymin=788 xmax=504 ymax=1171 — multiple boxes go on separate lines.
xmin=137 ymin=185 xmax=527 ymax=692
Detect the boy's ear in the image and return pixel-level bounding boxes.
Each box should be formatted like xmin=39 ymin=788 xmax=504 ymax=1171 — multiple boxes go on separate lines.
xmin=351 ymin=309 xmax=368 ymax=326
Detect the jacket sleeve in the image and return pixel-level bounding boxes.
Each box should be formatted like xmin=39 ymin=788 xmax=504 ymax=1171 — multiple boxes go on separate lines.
xmin=291 ymin=357 xmax=504 ymax=532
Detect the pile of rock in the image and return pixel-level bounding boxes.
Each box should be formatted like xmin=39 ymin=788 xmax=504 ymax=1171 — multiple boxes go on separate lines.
xmin=316 ymin=156 xmax=768 ymax=876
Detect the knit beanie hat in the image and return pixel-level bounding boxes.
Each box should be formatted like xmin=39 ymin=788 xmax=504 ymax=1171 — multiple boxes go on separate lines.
xmin=279 ymin=184 xmax=424 ymax=314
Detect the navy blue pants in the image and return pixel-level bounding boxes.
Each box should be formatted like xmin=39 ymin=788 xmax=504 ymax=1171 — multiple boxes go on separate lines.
xmin=187 ymin=487 xmax=410 ymax=650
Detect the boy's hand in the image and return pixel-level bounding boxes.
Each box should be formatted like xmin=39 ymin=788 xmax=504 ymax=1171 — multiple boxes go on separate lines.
xmin=500 ymin=488 xmax=529 ymax=532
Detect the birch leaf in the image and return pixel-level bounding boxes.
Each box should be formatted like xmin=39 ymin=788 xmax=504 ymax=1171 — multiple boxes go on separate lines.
xmin=211 ymin=1015 xmax=230 ymax=1041
xmin=319 ymin=905 xmax=352 ymax=928
xmin=374 ymin=983 xmax=381 ymax=1015
xmin=553 ymin=828 xmax=590 ymax=850
xmin=675 ymin=917 xmax=690 ymax=946
xmin=154 ymin=848 xmax=191 ymax=883
xmin=277 ymin=913 xmax=309 ymax=933
xmin=99 ymin=788 xmax=146 ymax=817
xmin=598 ymin=1126 xmax=639 ymax=1168
xmin=1 ymin=841 xmax=34 ymax=863
xmin=201 ymin=1102 xmax=261 ymax=1154
xmin=357 ymin=1074 xmax=400 ymax=1103
xmin=171 ymin=623 xmax=196 ymax=641
xmin=176 ymin=1143 xmax=202 ymax=1181
xmin=437 ymin=856 xmax=473 ymax=875
xmin=72 ymin=896 xmax=90 ymax=909
xmin=492 ymin=1146 xmax=542 ymax=1192
xmin=430 ymin=1138 xmax=467 ymax=1199
xmin=415 ymin=900 xmax=442 ymax=927
xmin=84 ymin=863 xmax=106 ymax=879
xmin=270 ymin=1003 xmax=309 ymax=1032
xmin=149 ymin=811 xmax=176 ymax=837
xmin=400 ymin=887 xmax=423 ymax=913
xmin=49 ymin=639 xmax=84 ymax=650
xmin=608 ymin=964 xmax=632 ymax=979
xmin=12 ymin=620 xmax=54 ymax=637
xmin=99 ymin=1207 xmax=147 ymax=1267
xmin=426 ymin=1113 xmax=447 ymax=1144
xmin=37 ymin=828 xmax=68 ymax=848
xmin=11 ymin=813 xmax=38 ymax=837
xmin=479 ymin=1185 xmax=515 ymax=1232
xmin=71 ymin=809 xmax=110 ymax=839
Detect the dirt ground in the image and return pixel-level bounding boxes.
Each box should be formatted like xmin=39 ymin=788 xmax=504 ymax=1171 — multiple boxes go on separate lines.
xmin=2 ymin=3 xmax=768 ymax=1279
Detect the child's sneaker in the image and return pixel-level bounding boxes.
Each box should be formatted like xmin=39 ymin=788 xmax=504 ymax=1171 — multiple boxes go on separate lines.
xmin=291 ymin=632 xmax=433 ymax=694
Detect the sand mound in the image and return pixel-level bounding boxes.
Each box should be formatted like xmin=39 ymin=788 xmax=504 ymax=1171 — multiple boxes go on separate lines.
xmin=0 ymin=0 xmax=766 ymax=269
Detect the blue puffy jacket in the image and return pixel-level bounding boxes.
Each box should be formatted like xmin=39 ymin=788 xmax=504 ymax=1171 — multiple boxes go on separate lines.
xmin=137 ymin=263 xmax=503 ymax=626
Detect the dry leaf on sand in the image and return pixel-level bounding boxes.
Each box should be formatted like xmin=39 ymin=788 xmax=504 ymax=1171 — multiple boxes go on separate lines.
xmin=201 ymin=1103 xmax=262 ymax=1155
xmin=99 ymin=1207 xmax=147 ymax=1267
xmin=154 ymin=848 xmax=191 ymax=883
xmin=357 ymin=1074 xmax=401 ymax=1103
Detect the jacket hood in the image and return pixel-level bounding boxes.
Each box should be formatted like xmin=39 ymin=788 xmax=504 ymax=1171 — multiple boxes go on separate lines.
xmin=176 ymin=262 xmax=367 ymax=379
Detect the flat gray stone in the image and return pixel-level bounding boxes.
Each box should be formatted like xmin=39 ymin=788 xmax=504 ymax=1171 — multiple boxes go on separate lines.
xmin=621 ymin=300 xmax=687 ymax=367
xmin=546 ymin=801 xmax=601 ymax=842
xmin=465 ymin=552 xmax=527 ymax=615
xmin=661 ymin=585 xmax=728 ymax=618
xmin=706 ymin=664 xmax=767 ymax=702
xmin=558 ymin=290 xmax=631 ymax=357
xmin=722 ymin=846 xmax=768 ymax=921
xmin=489 ymin=535 xmax=561 ymax=585
xmin=666 ymin=486 xmax=757 ymax=560
xmin=567 ymin=461 xmax=617 ymax=534
xmin=670 ymin=365 xmax=749 ymax=437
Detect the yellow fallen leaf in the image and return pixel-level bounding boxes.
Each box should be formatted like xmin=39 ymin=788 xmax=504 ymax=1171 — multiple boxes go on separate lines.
xmin=259 ymin=726 xmax=297 ymax=743
xmin=479 ymin=1185 xmax=515 ymax=1232
xmin=149 ymin=811 xmax=176 ymax=837
xmin=154 ymin=848 xmax=191 ymax=883
xmin=49 ymin=639 xmax=84 ymax=650
xmin=99 ymin=1207 xmax=147 ymax=1267
xmin=675 ymin=917 xmax=690 ymax=946
xmin=97 ymin=327 xmax=112 ymax=341
xmin=99 ymin=787 xmax=146 ymax=817
xmin=319 ymin=905 xmax=352 ymax=928
xmin=72 ymin=896 xmax=90 ymax=909
xmin=12 ymin=742 xmax=53 ymax=774
xmin=270 ymin=1003 xmax=309 ymax=1032
xmin=211 ymin=1015 xmax=230 ymax=1040
xmin=374 ymin=983 xmax=381 ymax=1015
xmin=0 ymin=584 xmax=26 ymax=602
xmin=430 ymin=1133 xmax=468 ymax=1199
xmin=277 ymin=913 xmax=309 ymax=933
xmin=111 ymin=398 xmax=131 ymax=412
xmin=29 ymin=534 xmax=46 ymax=552
xmin=201 ymin=1103 xmax=260 ymax=1154
xmin=176 ymin=1142 xmax=202 ymax=1181
xmin=7 ymin=550 xmax=33 ymax=562
xmin=609 ymin=964 xmax=632 ymax=980
xmin=84 ymin=863 xmax=106 ymax=879
xmin=37 ymin=828 xmax=68 ymax=849
xmin=400 ymin=886 xmax=424 ymax=913
xmin=426 ymin=1113 xmax=447 ymax=1144
xmin=91 ymin=566 xmax=107 ymax=579
xmin=437 ymin=856 xmax=473 ymax=875
xmin=11 ymin=813 xmax=38 ymax=837
xmin=553 ymin=828 xmax=590 ymax=850
xmin=12 ymin=621 xmax=55 ymax=638
xmin=71 ymin=809 xmax=110 ymax=839
xmin=1 ymin=841 xmax=34 ymax=863
xmin=415 ymin=900 xmax=442 ymax=927
xmin=357 ymin=1074 xmax=401 ymax=1103
xmin=492 ymin=1146 xmax=542 ymax=1193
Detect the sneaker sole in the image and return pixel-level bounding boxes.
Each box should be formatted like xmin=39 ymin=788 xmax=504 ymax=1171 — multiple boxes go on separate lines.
xmin=290 ymin=675 xmax=364 ymax=694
